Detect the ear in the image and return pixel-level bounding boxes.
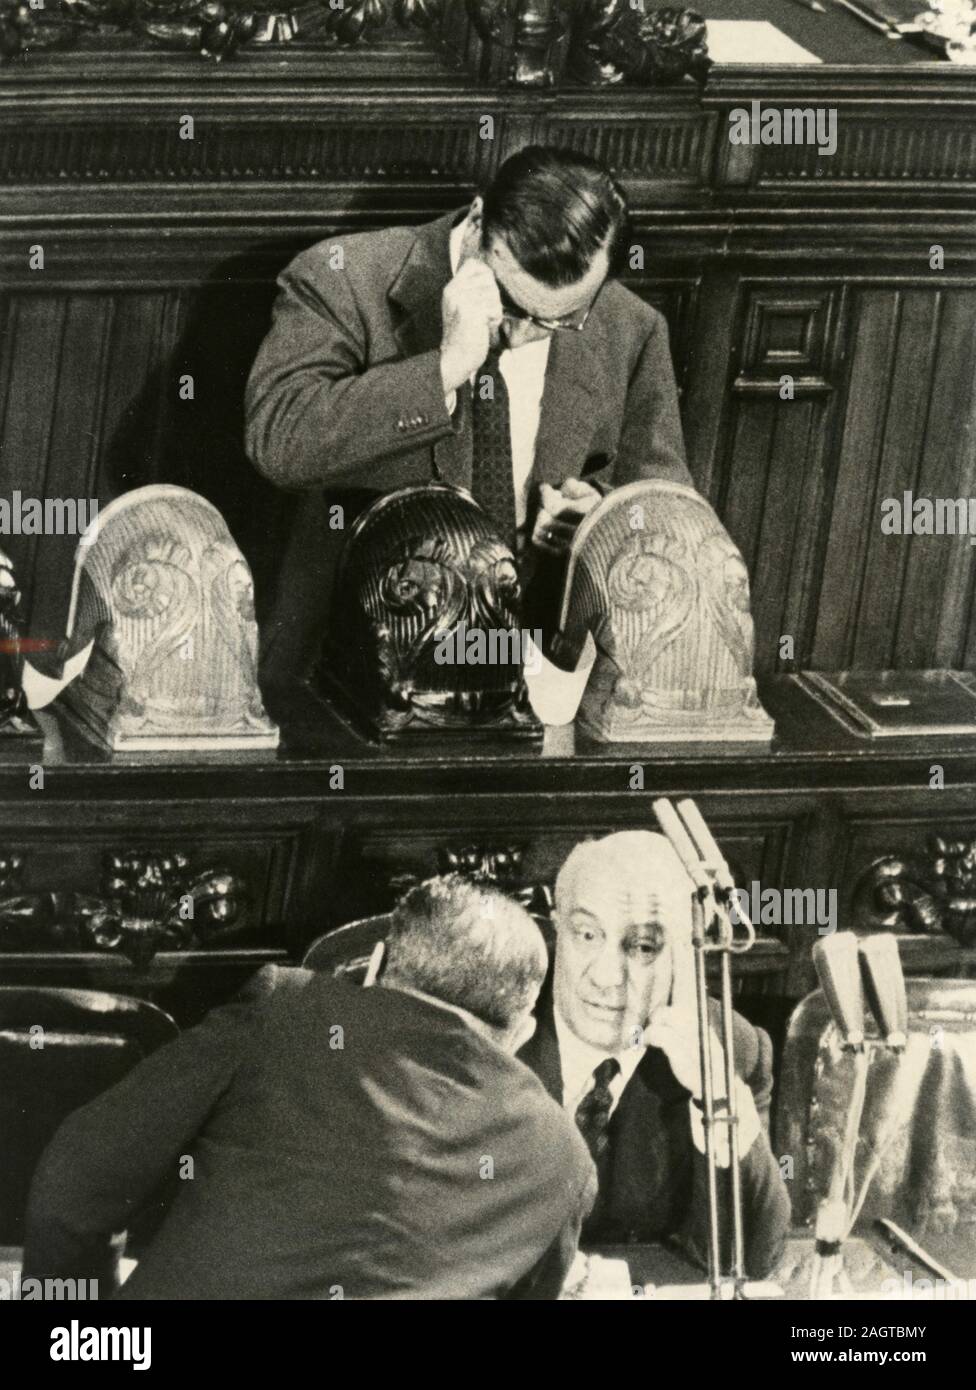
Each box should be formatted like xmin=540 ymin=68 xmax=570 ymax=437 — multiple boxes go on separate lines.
xmin=509 ymin=1011 xmax=537 ymax=1055
xmin=468 ymin=195 xmax=484 ymax=228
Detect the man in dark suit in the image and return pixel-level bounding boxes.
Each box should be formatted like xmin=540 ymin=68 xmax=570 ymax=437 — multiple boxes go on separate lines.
xmin=519 ymin=832 xmax=791 ymax=1280
xmin=24 ymin=876 xmax=596 ymax=1300
xmin=245 ymin=144 xmax=690 ymax=676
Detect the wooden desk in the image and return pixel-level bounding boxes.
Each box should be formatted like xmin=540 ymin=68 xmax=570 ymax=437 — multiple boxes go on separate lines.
xmin=1 ymin=675 xmax=975 ymax=1029
xmin=587 ymin=1233 xmax=972 ymax=1298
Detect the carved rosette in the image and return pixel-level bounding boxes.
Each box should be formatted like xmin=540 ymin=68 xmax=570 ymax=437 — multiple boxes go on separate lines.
xmin=853 ymin=836 xmax=976 ymax=946
xmin=387 ymin=842 xmax=553 ymax=916
xmin=0 ymin=849 xmax=248 ymax=965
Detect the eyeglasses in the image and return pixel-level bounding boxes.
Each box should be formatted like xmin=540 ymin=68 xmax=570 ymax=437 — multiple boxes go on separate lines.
xmin=497 ymin=282 xmax=596 ymax=334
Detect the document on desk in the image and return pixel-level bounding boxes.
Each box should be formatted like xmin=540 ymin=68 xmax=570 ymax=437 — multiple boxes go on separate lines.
xmin=705 ymin=20 xmax=823 ymax=63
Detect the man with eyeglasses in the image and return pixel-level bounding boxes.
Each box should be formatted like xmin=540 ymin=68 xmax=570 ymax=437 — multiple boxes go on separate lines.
xmin=518 ymin=831 xmax=791 ymax=1280
xmin=246 ymin=145 xmax=691 ymax=676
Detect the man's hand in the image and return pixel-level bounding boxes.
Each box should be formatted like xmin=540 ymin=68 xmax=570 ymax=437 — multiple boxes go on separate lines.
xmin=439 ymin=260 xmax=504 ymax=395
xmin=646 ymin=1005 xmax=761 ymax=1164
xmin=531 ymin=479 xmax=602 ymax=557
xmin=644 ymin=1006 xmax=728 ymax=1103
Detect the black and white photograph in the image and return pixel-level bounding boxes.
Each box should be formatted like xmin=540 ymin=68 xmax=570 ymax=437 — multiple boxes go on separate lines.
xmin=1 ymin=0 xmax=975 ymax=1355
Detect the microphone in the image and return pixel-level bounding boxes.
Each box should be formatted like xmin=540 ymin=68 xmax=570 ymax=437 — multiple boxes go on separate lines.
xmin=812 ymin=933 xmax=865 ymax=1050
xmin=652 ymin=798 xmax=713 ymax=894
xmin=675 ymin=798 xmax=737 ymax=897
xmin=858 ymin=935 xmax=908 ymax=1050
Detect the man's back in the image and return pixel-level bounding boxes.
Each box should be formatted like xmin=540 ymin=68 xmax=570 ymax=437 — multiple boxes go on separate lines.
xmin=42 ymin=972 xmax=593 ymax=1300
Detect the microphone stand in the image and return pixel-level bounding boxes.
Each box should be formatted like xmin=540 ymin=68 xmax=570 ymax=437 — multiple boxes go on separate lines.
xmin=654 ymin=798 xmax=757 ymax=1301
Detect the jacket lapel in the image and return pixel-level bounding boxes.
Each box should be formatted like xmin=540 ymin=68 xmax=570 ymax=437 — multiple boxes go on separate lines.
xmin=531 ymin=322 xmax=609 ymax=489
xmin=519 ymin=989 xmax=564 ymax=1105
xmin=389 ymin=208 xmax=471 ymax=488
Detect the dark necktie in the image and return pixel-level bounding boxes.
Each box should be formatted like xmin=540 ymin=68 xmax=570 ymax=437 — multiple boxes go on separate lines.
xmin=469 ymin=342 xmax=517 ymax=546
xmin=574 ymin=1057 xmax=621 ymax=1163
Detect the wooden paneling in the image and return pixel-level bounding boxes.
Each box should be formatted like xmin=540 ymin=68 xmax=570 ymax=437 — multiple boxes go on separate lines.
xmin=2 ymin=65 xmax=976 ymax=677
xmin=705 ymin=280 xmax=844 ymax=673
xmin=0 ymin=283 xmax=293 ymax=646
xmin=812 ymin=285 xmax=976 ymax=670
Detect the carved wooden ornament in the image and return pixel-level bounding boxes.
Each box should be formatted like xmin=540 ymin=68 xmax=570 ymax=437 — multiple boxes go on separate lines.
xmin=545 ymin=479 xmax=774 ymax=743
xmin=56 ymin=485 xmax=279 ymax=752
xmin=321 ymin=484 xmax=539 ymax=741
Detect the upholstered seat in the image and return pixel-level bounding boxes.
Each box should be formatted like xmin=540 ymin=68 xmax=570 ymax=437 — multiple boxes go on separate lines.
xmin=775 ymin=976 xmax=976 ymax=1279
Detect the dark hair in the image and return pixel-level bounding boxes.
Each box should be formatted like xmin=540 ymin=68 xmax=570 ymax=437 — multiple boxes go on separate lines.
xmin=481 ymin=145 xmax=630 ymax=288
xmin=383 ymin=874 xmax=547 ymax=1031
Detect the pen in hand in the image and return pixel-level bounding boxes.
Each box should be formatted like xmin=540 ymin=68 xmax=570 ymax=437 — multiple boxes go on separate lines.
xmin=787 ymin=0 xmax=827 ymax=12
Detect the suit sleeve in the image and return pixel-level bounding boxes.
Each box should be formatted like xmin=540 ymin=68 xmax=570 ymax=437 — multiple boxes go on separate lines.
xmin=245 ymin=248 xmax=457 ymax=489
xmin=22 ymin=987 xmax=262 ymax=1292
xmin=678 ymin=1022 xmax=791 ymax=1281
xmin=506 ymin=1161 xmax=599 ymax=1301
xmin=585 ymin=313 xmax=692 ymax=496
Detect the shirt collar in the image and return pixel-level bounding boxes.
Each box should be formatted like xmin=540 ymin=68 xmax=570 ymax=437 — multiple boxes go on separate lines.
xmin=552 ymin=1004 xmax=646 ymax=1103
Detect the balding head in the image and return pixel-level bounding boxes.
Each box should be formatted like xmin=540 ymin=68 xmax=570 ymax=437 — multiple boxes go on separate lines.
xmin=556 ymin=832 xmax=692 ymax=934
xmin=553 ymin=832 xmax=694 ymax=1052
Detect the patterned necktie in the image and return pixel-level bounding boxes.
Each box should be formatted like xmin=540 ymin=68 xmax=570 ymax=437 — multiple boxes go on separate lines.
xmin=574 ymin=1057 xmax=621 ymax=1163
xmin=469 ymin=341 xmax=517 ymax=546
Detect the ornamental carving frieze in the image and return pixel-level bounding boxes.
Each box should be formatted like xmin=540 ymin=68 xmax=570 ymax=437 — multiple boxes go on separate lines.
xmin=0 ymin=0 xmax=709 ymax=84
xmin=0 ymin=849 xmax=248 ymax=965
xmin=0 ymin=0 xmax=444 ymax=60
xmin=853 ymin=835 xmax=976 ymax=946
xmin=386 ymin=840 xmax=554 ymax=916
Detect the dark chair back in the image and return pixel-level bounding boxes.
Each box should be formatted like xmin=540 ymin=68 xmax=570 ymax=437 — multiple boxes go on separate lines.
xmin=0 ymin=986 xmax=178 ymax=1243
xmin=301 ymin=914 xmax=393 ymax=981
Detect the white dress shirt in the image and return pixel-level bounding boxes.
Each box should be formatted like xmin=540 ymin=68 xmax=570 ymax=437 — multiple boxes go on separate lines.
xmin=553 ymin=1006 xmax=645 ymax=1118
xmin=552 ymin=1006 xmax=761 ymax=1164
xmin=447 ymin=219 xmax=551 ymax=530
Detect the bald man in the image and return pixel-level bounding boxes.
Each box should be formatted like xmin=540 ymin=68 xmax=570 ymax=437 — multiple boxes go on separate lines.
xmin=518 ymin=832 xmax=791 ymax=1278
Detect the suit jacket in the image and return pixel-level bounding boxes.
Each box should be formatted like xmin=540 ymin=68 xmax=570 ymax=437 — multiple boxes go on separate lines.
xmin=245 ymin=208 xmax=691 ymax=676
xmin=24 ymin=968 xmax=596 ymax=1301
xmin=518 ymin=990 xmax=791 ymax=1279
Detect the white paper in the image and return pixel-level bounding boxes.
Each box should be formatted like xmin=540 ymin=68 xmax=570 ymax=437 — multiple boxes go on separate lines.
xmin=706 ymin=20 xmax=823 ymax=64
xmin=524 ymin=631 xmax=597 ymax=728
